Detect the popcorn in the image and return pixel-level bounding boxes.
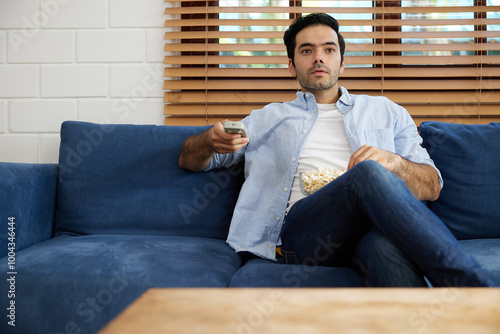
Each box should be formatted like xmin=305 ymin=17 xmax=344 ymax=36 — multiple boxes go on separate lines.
xmin=300 ymin=168 xmax=346 ymax=195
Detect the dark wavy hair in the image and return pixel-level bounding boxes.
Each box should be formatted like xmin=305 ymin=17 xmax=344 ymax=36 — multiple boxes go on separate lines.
xmin=284 ymin=13 xmax=345 ymax=67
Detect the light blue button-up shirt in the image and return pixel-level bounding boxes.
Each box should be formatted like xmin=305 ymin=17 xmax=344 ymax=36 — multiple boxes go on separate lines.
xmin=205 ymin=86 xmax=442 ymax=260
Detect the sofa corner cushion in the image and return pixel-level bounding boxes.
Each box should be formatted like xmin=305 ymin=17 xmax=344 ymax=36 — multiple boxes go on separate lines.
xmin=55 ymin=121 xmax=244 ymax=239
xmin=0 ymin=234 xmax=242 ymax=334
xmin=0 ymin=163 xmax=57 ymax=256
xmin=420 ymin=121 xmax=500 ymax=239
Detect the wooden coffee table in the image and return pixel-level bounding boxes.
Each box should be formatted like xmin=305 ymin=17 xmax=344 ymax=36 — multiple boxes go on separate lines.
xmin=99 ymin=288 xmax=500 ymax=334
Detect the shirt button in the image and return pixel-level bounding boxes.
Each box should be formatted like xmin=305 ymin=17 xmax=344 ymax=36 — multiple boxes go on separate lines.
xmin=269 ymin=244 xmax=274 ymax=248
xmin=283 ymin=187 xmax=288 ymax=192
xmin=291 ymin=158 xmax=296 ymax=162
xmin=314 ymin=108 xmax=318 ymax=113
xmin=276 ymin=216 xmax=281 ymax=221
xmin=303 ymin=129 xmax=308 ymax=134
xmin=305 ymin=93 xmax=310 ymax=98
xmin=303 ymin=104 xmax=307 ymax=108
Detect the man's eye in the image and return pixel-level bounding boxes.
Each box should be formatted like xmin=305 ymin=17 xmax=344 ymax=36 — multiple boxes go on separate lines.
xmin=301 ymin=49 xmax=311 ymax=54
xmin=326 ymin=48 xmax=335 ymax=53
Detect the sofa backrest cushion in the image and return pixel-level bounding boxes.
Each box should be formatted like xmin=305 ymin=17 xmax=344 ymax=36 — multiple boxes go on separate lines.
xmin=55 ymin=121 xmax=244 ymax=239
xmin=420 ymin=121 xmax=500 ymax=239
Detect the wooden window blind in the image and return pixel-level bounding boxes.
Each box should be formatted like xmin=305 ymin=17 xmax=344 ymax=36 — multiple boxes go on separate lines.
xmin=164 ymin=0 xmax=500 ymax=126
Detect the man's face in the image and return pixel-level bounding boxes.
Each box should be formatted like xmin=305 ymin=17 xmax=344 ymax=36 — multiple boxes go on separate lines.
xmin=289 ymin=24 xmax=345 ymax=93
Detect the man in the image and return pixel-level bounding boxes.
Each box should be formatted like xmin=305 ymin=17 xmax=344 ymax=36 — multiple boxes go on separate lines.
xmin=179 ymin=13 xmax=493 ymax=287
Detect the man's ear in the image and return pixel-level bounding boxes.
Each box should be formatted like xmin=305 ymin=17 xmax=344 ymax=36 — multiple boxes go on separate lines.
xmin=288 ymin=58 xmax=296 ymax=77
xmin=339 ymin=58 xmax=346 ymax=75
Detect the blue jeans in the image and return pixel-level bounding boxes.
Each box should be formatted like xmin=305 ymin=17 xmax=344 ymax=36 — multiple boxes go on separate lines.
xmin=278 ymin=161 xmax=494 ymax=287
xmin=352 ymin=228 xmax=428 ymax=287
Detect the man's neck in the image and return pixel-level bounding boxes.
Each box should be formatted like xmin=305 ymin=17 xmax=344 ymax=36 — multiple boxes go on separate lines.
xmin=304 ymin=86 xmax=341 ymax=104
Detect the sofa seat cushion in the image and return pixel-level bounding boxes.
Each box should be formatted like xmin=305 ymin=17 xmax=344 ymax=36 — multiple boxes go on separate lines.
xmin=0 ymin=234 xmax=241 ymax=334
xmin=56 ymin=121 xmax=244 ymax=239
xmin=459 ymin=239 xmax=500 ymax=286
xmin=229 ymin=257 xmax=364 ymax=287
xmin=420 ymin=121 xmax=500 ymax=239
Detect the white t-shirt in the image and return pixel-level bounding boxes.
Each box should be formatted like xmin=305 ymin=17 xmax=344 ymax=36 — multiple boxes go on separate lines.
xmin=287 ymin=103 xmax=352 ymax=209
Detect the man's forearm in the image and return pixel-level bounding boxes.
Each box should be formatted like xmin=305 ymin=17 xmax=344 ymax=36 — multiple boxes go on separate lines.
xmin=394 ymin=157 xmax=441 ymax=202
xmin=179 ymin=121 xmax=250 ymax=172
xmin=178 ymin=128 xmax=215 ymax=172
xmin=348 ymin=145 xmax=441 ymax=202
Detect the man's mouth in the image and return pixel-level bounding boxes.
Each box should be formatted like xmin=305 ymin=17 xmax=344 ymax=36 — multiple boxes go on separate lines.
xmin=310 ymin=67 xmax=329 ymax=75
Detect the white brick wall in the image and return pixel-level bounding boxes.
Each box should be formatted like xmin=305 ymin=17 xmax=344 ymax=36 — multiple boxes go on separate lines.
xmin=0 ymin=0 xmax=39 ymax=29
xmin=0 ymin=32 xmax=5 ymax=63
xmin=0 ymin=66 xmax=38 ymax=97
xmin=77 ymin=31 xmax=145 ymax=63
xmin=0 ymin=0 xmax=167 ymax=163
xmin=41 ymin=65 xmax=108 ymax=97
xmin=8 ymin=30 xmax=74 ymax=63
xmin=10 ymin=100 xmax=77 ymax=132
xmin=41 ymin=0 xmax=107 ymax=28
xmin=110 ymin=0 xmax=166 ymax=28
xmin=0 ymin=101 xmax=6 ymax=133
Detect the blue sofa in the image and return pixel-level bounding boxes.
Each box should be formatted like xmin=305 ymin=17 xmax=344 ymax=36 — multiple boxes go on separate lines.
xmin=1 ymin=120 xmax=499 ymax=333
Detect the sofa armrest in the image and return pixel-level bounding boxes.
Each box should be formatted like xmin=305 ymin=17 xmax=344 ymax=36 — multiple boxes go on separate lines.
xmin=0 ymin=163 xmax=58 ymax=257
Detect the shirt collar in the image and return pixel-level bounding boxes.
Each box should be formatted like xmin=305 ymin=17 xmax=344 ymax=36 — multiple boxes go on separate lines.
xmin=338 ymin=86 xmax=353 ymax=106
xmin=295 ymin=86 xmax=352 ymax=110
xmin=294 ymin=91 xmax=317 ymax=111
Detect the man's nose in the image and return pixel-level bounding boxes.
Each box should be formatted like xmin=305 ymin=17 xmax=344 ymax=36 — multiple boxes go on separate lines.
xmin=314 ymin=52 xmax=324 ymax=64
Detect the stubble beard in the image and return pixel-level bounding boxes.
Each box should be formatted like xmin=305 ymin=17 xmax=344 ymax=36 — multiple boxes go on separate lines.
xmin=297 ymin=65 xmax=339 ymax=92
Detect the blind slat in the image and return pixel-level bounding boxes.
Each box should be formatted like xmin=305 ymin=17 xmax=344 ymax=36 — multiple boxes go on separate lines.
xmin=165 ymin=42 xmax=500 ymax=53
xmin=165 ymin=104 xmax=499 ymax=117
xmin=165 ymin=18 xmax=500 ymax=28
xmin=165 ymin=79 xmax=498 ymax=91
xmin=165 ymin=55 xmax=500 ymax=65
xmin=165 ymin=67 xmax=500 ymax=78
xmin=166 ymin=6 xmax=500 ymax=15
xmin=165 ymin=30 xmax=500 ymax=40
xmin=165 ymin=91 xmax=500 ymax=104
